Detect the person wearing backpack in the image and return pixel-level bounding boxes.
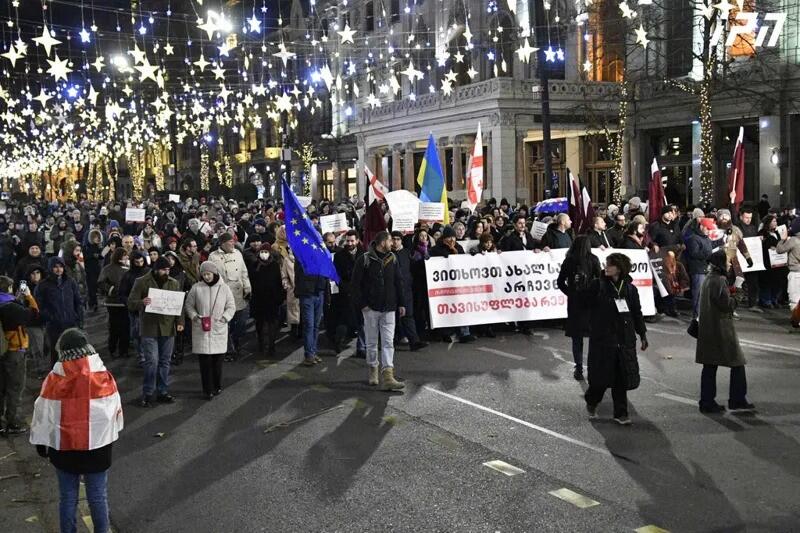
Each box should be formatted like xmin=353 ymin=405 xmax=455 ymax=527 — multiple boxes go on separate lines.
xmin=0 ymin=275 xmax=40 ymax=435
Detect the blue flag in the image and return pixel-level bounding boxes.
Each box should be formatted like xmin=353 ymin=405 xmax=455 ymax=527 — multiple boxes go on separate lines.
xmin=281 ymin=179 xmax=340 ymax=283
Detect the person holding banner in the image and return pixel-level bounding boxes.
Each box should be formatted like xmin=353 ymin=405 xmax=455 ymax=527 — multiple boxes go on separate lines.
xmin=584 ymin=253 xmax=648 ymax=425
xmin=716 ymin=209 xmax=753 ymax=278
xmin=558 ymin=236 xmax=602 ymax=381
xmin=758 ymin=215 xmax=782 ymax=308
xmin=429 ymin=226 xmax=476 ymax=343
xmin=735 ymin=208 xmax=761 ymax=310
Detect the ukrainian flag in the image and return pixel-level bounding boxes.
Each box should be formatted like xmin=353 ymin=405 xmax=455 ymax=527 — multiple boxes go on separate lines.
xmin=416 ymin=133 xmax=449 ymax=224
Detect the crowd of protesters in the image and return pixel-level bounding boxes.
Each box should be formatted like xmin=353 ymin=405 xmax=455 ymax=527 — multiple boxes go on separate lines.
xmin=0 ymin=189 xmax=792 ymax=530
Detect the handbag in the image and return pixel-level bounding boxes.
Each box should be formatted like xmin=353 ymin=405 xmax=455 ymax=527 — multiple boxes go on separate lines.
xmin=200 ymin=286 xmax=221 ymax=333
xmin=687 ymin=318 xmax=699 ymax=338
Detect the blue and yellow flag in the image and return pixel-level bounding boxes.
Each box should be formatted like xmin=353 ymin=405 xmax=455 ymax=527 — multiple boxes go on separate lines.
xmin=416 ymin=133 xmax=449 ymax=224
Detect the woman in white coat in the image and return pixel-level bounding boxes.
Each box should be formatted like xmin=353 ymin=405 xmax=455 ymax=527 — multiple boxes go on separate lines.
xmin=184 ymin=261 xmax=236 ymax=400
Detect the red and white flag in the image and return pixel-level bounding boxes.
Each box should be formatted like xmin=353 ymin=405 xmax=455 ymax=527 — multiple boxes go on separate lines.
xmin=466 ymin=122 xmax=484 ymax=211
xmin=727 ymin=126 xmax=745 ymax=211
xmin=365 ymin=165 xmax=389 ymax=205
xmin=30 ymin=355 xmax=123 ymax=451
xmin=648 ymin=157 xmax=666 ymax=224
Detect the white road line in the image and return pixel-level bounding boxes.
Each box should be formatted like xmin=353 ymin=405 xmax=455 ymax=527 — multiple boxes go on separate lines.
xmin=477 ymin=347 xmax=526 ymax=361
xmin=423 ymin=386 xmax=611 ymax=456
xmin=655 ymin=392 xmax=696 ymax=406
xmin=649 ymin=325 xmax=800 ymax=355
xmin=483 ymin=460 xmax=525 ymax=476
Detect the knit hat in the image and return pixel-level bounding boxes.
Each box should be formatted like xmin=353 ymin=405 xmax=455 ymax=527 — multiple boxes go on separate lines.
xmin=246 ymin=233 xmax=263 ymax=246
xmin=199 ymin=261 xmax=219 ymax=275
xmin=218 ymin=232 xmax=234 ymax=245
xmin=661 ymin=205 xmax=673 ymax=216
xmin=152 ymin=257 xmax=171 ymax=271
xmin=628 ymin=196 xmax=642 ymax=209
xmin=692 ymin=208 xmax=705 ymax=219
xmin=108 ymin=220 xmax=120 ymax=229
xmin=48 ymin=256 xmax=65 ymax=270
xmin=56 ymin=328 xmax=98 ymax=362
xmin=254 ymin=217 xmax=266 ymax=228
xmin=441 ymin=225 xmax=457 ymax=239
xmin=716 ymin=208 xmax=732 ymax=219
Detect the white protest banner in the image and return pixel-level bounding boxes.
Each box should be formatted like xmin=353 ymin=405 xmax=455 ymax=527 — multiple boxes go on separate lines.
xmin=385 ymin=190 xmax=420 ymax=232
xmin=777 ymin=224 xmax=788 ymax=241
xmin=736 ymin=237 xmax=765 ymax=273
xmin=425 ymin=249 xmax=655 ymax=329
xmin=320 ymin=212 xmax=350 ymax=233
xmin=297 ymin=196 xmax=313 ymax=208
xmin=769 ymin=249 xmax=788 ymax=268
xmin=144 ymin=288 xmax=185 ymax=316
xmin=419 ymin=202 xmax=445 ymax=222
xmin=125 ymin=208 xmax=146 ymax=222
xmin=168 ymin=194 xmax=181 ymax=203
xmin=531 ymin=221 xmax=549 ymax=241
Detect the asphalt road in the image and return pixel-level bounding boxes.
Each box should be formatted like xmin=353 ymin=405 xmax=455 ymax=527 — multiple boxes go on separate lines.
xmin=22 ymin=306 xmax=800 ymax=532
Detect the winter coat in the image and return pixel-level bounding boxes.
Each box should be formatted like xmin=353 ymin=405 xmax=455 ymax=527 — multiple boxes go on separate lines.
xmin=208 ymin=249 xmax=251 ymax=311
xmin=684 ymin=227 xmax=714 ymax=275
xmin=500 ymin=231 xmax=537 ymax=251
xmin=0 ymin=292 xmax=39 ymax=351
xmin=97 ymin=263 xmax=129 ymax=307
xmin=34 ymin=275 xmax=83 ymax=329
xmin=249 ymin=253 xmax=285 ymax=321
xmin=177 ymin=251 xmax=200 ymax=287
xmin=696 ymin=271 xmax=745 ymax=367
xmin=648 ymin=219 xmax=681 ymax=248
xmin=278 ymin=248 xmax=299 ymax=325
xmin=429 ymin=241 xmax=465 ymax=258
xmin=583 ymin=275 xmax=647 ymax=390
xmin=557 ymin=254 xmax=601 ymax=338
xmin=83 ymin=230 xmax=104 ymax=277
xmin=776 ymin=237 xmax=800 ymax=273
xmin=293 ymin=260 xmax=328 ymax=298
xmin=127 ymin=271 xmax=184 ymax=337
xmin=351 ymin=245 xmax=405 ymax=312
xmin=393 ymin=247 xmax=415 ymax=311
xmin=14 ymin=255 xmax=47 ymax=285
xmin=184 ymin=278 xmax=236 ymax=354
xmin=620 ymin=236 xmax=645 ymax=250
xmin=607 ymin=225 xmax=626 ymax=248
xmin=588 ymin=230 xmax=612 ymax=249
xmin=540 ymin=226 xmax=573 ymax=250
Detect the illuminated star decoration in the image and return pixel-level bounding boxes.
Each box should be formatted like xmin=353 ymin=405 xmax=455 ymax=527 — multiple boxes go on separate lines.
xmin=400 ymin=60 xmax=424 ymax=82
xmin=33 ymin=88 xmax=52 ymax=108
xmin=197 ymin=17 xmax=218 ymax=40
xmin=618 ymin=1 xmax=637 ymax=19
xmin=634 ymin=24 xmax=650 ymax=48
xmin=194 ymin=53 xmax=210 ymax=72
xmin=515 ymin=38 xmax=538 ymax=64
xmin=544 ymin=46 xmax=557 ymax=62
xmin=272 ymin=42 xmax=296 ymax=66
xmin=212 ymin=64 xmax=226 ymax=80
xmin=135 ymin=57 xmax=159 ymax=83
xmin=32 ymin=25 xmax=62 ymax=57
xmin=583 ymin=59 xmax=593 ymax=72
xmin=366 ymin=93 xmax=381 ymax=109
xmin=275 ymin=92 xmax=293 ymax=113
xmin=467 ymin=66 xmax=478 ymax=80
xmin=337 ymin=23 xmax=356 ymax=44
xmin=1 ymin=44 xmax=24 ymax=67
xmin=454 ymin=50 xmax=465 ymax=63
xmin=79 ymin=28 xmax=91 ymax=43
xmin=46 ymin=53 xmax=72 ymax=82
xmin=91 ymin=55 xmax=106 ymax=72
xmin=247 ymin=14 xmax=262 ymax=33
xmin=163 ymin=42 xmax=174 ymax=55
xmin=127 ymin=44 xmax=146 ymax=65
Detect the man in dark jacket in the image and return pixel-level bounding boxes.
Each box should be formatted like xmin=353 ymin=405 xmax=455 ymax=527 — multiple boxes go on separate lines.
xmin=351 ymin=231 xmax=405 ymax=391
xmin=648 ymin=206 xmax=682 ymax=249
xmin=82 ymin=229 xmax=104 ymax=312
xmin=14 ymin=243 xmax=47 ymax=285
xmin=607 ymin=213 xmax=627 ymax=248
xmin=588 ymin=216 xmax=612 ymax=248
xmin=294 ymin=257 xmax=330 ymax=367
xmin=391 ymin=231 xmax=427 ymax=352
xmin=428 ymin=226 xmax=477 ymax=342
xmin=735 ymin=207 xmax=761 ymax=309
xmin=333 ymin=230 xmax=365 ymax=356
xmin=685 ymin=218 xmax=717 ymax=318
xmin=540 ymin=214 xmax=573 ymax=250
xmin=500 ymin=215 xmax=537 ymax=251
xmin=33 ymin=256 xmax=83 ymax=366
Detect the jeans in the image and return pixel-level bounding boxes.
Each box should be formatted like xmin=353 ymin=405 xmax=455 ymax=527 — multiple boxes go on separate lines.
xmin=571 ymin=337 xmax=585 ymax=368
xmin=362 ymin=308 xmax=396 ymax=368
xmin=300 ymin=291 xmax=324 ymax=359
xmin=56 ymin=469 xmax=109 ymax=533
xmin=141 ymin=336 xmax=175 ymax=397
xmin=227 ymin=308 xmax=249 ymax=353
xmin=700 ymin=364 xmax=747 ymax=407
xmin=0 ymin=350 xmax=26 ymax=427
xmin=396 ymin=314 xmax=420 ymax=344
xmin=691 ymin=274 xmax=706 ymax=318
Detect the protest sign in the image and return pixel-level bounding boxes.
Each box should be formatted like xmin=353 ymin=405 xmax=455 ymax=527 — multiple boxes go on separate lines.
xmin=777 ymin=224 xmax=788 ymax=241
xmin=320 ymin=212 xmax=349 ymax=233
xmin=425 ymin=249 xmax=655 ymax=328
xmin=531 ymin=221 xmax=549 ymax=241
xmin=125 ymin=208 xmax=146 ymax=222
xmin=385 ymin=190 xmax=420 ymax=232
xmin=145 ymin=288 xmax=185 ymax=316
xmin=457 ymin=239 xmax=479 ymax=253
xmin=168 ymin=194 xmax=181 ymax=203
xmin=737 ymin=237 xmax=765 ymax=273
xmin=296 ymin=196 xmax=313 ymax=208
xmin=769 ymin=249 xmax=788 ymax=268
xmin=419 ymin=202 xmax=445 ymax=222
xmin=648 ymin=251 xmax=669 ymax=298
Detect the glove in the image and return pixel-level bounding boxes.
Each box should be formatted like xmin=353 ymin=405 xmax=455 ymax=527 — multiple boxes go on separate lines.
xmin=746 ymin=257 xmax=754 ymax=268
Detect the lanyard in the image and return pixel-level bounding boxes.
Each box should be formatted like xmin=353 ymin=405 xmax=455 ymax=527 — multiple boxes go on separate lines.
xmin=612 ymin=280 xmax=625 ymax=299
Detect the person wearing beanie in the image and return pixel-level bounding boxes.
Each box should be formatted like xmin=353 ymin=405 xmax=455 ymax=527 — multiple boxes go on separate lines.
xmin=429 ymin=226 xmax=477 ymax=343
xmin=685 ymin=217 xmax=719 ymax=318
xmin=649 ymin=204 xmax=682 ymax=249
xmin=14 ymin=242 xmax=47 ymax=286
xmin=716 ymin=208 xmax=753 ymax=277
xmin=695 ymin=250 xmax=754 ymax=414
xmin=98 ymin=247 xmax=131 ymax=359
xmin=24 ymin=264 xmax=48 ymax=376
xmin=209 ymin=230 xmax=251 ymax=361
xmin=243 ymin=232 xmax=263 ymax=275
xmin=34 ymin=256 xmax=84 ymax=367
xmin=30 ymin=328 xmax=123 ymax=533
xmin=117 ymin=250 xmax=149 ymax=365
xmin=250 ymin=244 xmax=285 ymax=357
xmin=128 ymin=253 xmax=185 ymax=407
xmin=184 ymin=261 xmax=236 ymax=399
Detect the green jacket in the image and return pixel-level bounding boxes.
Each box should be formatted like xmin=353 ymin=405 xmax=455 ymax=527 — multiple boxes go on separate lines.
xmin=127 ymin=271 xmax=185 ymax=337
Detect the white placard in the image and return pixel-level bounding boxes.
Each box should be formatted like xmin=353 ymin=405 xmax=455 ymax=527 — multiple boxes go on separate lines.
xmin=125 ymin=208 xmax=146 ymax=222
xmin=144 ymin=288 xmax=185 ymax=316
xmin=531 ymin=221 xmax=549 ymax=241
xmin=419 ymin=202 xmax=445 ymax=222
xmin=320 ymin=212 xmax=350 ymax=233
xmin=386 ymin=190 xmax=420 ymax=233
xmin=736 ymin=237 xmax=766 ymax=273
xmin=777 ymin=225 xmax=788 ymax=241
xmin=297 ymin=196 xmax=313 ymax=208
xmin=425 ymin=249 xmax=656 ymax=328
xmin=769 ymin=248 xmax=788 ymax=268
xmin=169 ymin=194 xmax=181 ymax=203
xmin=458 ymin=239 xmax=479 ymax=253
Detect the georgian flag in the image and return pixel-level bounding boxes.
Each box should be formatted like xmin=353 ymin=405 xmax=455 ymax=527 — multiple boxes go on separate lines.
xmin=30 ymin=354 xmax=124 ymax=451
xmin=365 ymin=165 xmax=389 ymax=205
xmin=466 ymin=122 xmax=484 ymax=211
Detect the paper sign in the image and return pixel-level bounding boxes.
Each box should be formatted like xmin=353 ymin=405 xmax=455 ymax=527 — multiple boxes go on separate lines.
xmin=144 ymin=288 xmax=185 ymax=316
xmin=320 ymin=212 xmax=349 ymax=233
xmin=736 ymin=237 xmax=765 ymax=273
xmin=169 ymin=194 xmax=180 ymax=203
xmin=458 ymin=239 xmax=479 ymax=253
xmin=419 ymin=202 xmax=445 ymax=222
xmin=777 ymin=225 xmax=788 ymax=241
xmin=769 ymin=249 xmax=788 ymax=268
xmin=648 ymin=251 xmax=669 ymax=298
xmin=531 ymin=221 xmax=549 ymax=241
xmin=386 ymin=190 xmax=420 ymax=232
xmin=125 ymin=208 xmax=146 ymax=222
xmin=297 ymin=196 xmax=312 ymax=208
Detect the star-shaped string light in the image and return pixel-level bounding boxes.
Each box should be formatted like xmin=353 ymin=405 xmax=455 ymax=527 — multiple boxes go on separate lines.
xmin=128 ymin=44 xmax=146 ymax=65
xmin=273 ymin=42 xmax=296 ymax=66
xmin=1 ymin=44 xmax=24 ymax=67
xmin=619 ymin=1 xmax=637 ymax=18
xmin=515 ymin=38 xmax=538 ymax=64
xmin=135 ymin=57 xmax=159 ymax=83
xmin=401 ymin=60 xmax=424 ymax=82
xmin=91 ymin=55 xmax=105 ymax=72
xmin=275 ymin=93 xmax=293 ymax=112
xmin=247 ymin=14 xmax=262 ymax=33
xmin=212 ymin=64 xmax=226 ymax=80
xmin=366 ymin=93 xmax=381 ymax=109
xmin=46 ymin=53 xmax=72 ymax=82
xmin=634 ymin=24 xmax=650 ymax=48
xmin=467 ymin=66 xmax=478 ymax=79
xmin=337 ymin=24 xmax=356 ymax=44
xmin=33 ymin=88 xmax=52 ymax=108
xmin=163 ymin=42 xmax=174 ymax=55
xmin=33 ymin=26 xmax=62 ymax=57
xmin=194 ymin=54 xmax=210 ymax=72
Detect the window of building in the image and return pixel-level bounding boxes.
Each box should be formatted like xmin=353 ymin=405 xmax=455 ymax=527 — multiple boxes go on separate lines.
xmin=666 ymin=0 xmax=693 ymax=76
xmin=346 ymin=167 xmax=358 ymax=197
xmin=587 ymin=0 xmax=625 ymax=82
xmin=525 ymin=139 xmax=566 ymax=203
xmin=584 ymin=136 xmax=615 ymax=205
xmin=320 ymin=168 xmax=335 ymax=200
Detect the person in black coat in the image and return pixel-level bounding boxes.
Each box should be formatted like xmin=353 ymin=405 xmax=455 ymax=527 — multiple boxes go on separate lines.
xmin=428 ymin=226 xmax=475 ymax=343
xmin=557 ymin=236 xmax=602 ymax=381
xmin=333 ymin=231 xmax=366 ymax=355
xmin=499 ymin=214 xmax=537 ymax=251
xmin=606 ymin=213 xmax=628 ymax=248
xmin=33 ymin=256 xmax=84 ymax=366
xmin=83 ymin=229 xmax=104 ymax=312
xmin=758 ymin=214 xmax=782 ymax=308
xmin=587 ymin=216 xmax=613 ymax=249
xmin=648 ymin=206 xmax=682 ymax=249
xmin=14 ymin=243 xmax=47 ymax=286
xmin=391 ymin=231 xmax=427 ymax=351
xmin=583 ymin=253 xmax=648 ymax=425
xmin=735 ymin=207 xmax=760 ymax=308
xmin=250 ymin=244 xmax=285 ymax=357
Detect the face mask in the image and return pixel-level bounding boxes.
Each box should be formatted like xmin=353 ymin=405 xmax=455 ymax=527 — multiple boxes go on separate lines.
xmin=259 ymin=252 xmax=269 ymax=260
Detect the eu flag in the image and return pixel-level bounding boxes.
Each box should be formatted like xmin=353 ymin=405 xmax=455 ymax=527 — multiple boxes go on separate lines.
xmin=416 ymin=133 xmax=450 ymax=224
xmin=281 ymin=179 xmax=340 ymax=282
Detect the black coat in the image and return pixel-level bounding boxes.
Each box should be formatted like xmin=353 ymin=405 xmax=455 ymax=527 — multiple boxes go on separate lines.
xmin=499 ymin=231 xmax=536 ymax=251
xmin=588 ymin=230 xmax=612 ymax=249
xmin=584 ymin=276 xmax=647 ymax=390
xmin=557 ymin=255 xmax=601 ymax=338
xmin=33 ymin=275 xmax=83 ymax=329
xmin=249 ymin=254 xmax=285 ymax=320
xmin=351 ymin=246 xmax=405 ymax=312
xmin=293 ymin=260 xmax=328 ymax=298
xmin=606 ymin=225 xmax=626 ymax=248
xmin=393 ymin=247 xmax=415 ymax=312
xmin=685 ymin=227 xmax=714 ymax=275
xmin=648 ymin=220 xmax=681 ymax=247
xmin=37 ymin=444 xmax=112 ymax=474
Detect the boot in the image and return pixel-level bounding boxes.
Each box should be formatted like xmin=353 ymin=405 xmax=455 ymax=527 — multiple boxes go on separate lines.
xmin=381 ymin=367 xmax=405 ymax=391
xmin=368 ymin=365 xmax=379 ymax=386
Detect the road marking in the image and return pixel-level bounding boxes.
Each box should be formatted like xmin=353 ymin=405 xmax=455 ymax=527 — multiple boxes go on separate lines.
xmin=477 ymin=347 xmax=526 ymax=361
xmin=423 ymin=386 xmax=611 ymax=456
xmin=483 ymin=460 xmax=525 ymax=476
xmin=649 ymin=325 xmax=800 ymax=355
xmin=645 ymin=326 xmax=681 ymax=336
xmin=635 ymin=526 xmax=670 ymax=533
xmin=548 ymin=488 xmax=600 ymax=509
xmin=655 ymin=393 xmax=696 ymax=406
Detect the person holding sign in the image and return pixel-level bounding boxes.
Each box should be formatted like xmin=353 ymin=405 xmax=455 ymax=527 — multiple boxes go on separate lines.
xmin=128 ymin=257 xmax=185 ymax=408
xmin=776 ymin=227 xmax=800 ymax=309
xmin=758 ymin=215 xmax=783 ymax=308
xmin=735 ymin=208 xmax=761 ymax=310
xmin=583 ymin=253 xmax=648 ymax=425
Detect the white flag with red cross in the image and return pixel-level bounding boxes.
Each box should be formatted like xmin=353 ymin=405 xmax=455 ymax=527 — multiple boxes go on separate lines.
xmin=365 ymin=165 xmax=389 ymax=205
xmin=466 ymin=122 xmax=484 ymax=211
xmin=30 ymin=355 xmax=124 ymax=451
